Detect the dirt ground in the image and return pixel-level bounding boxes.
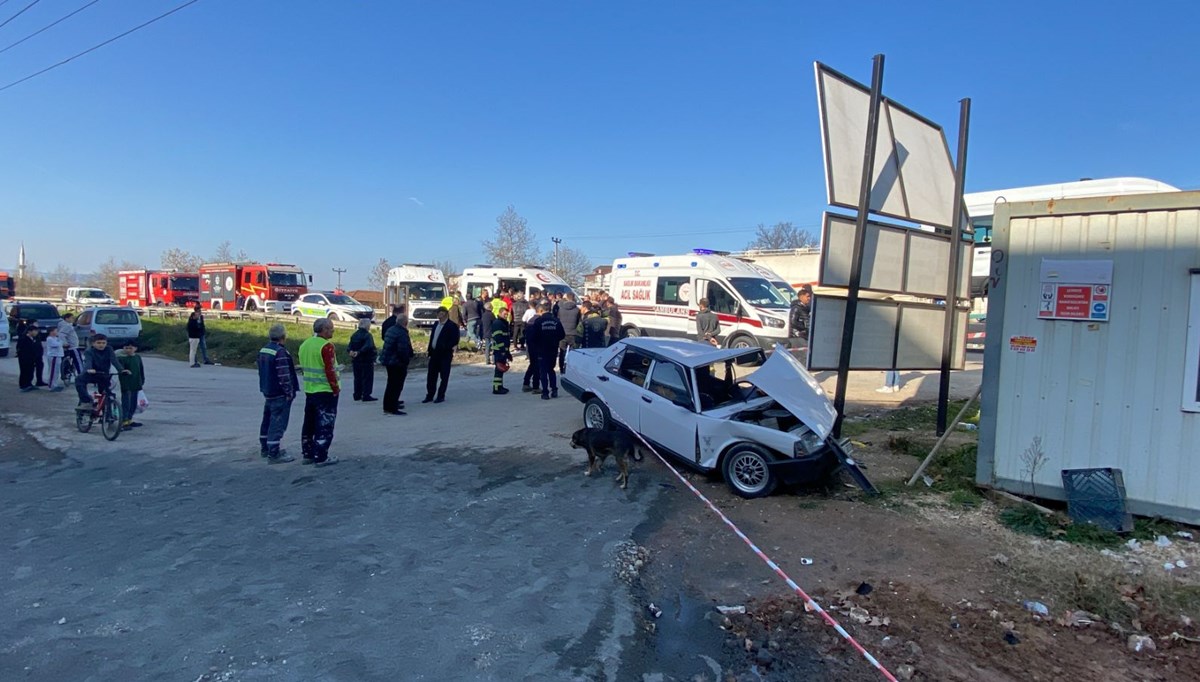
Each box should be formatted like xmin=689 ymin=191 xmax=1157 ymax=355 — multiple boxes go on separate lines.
xmin=6 ymin=349 xmax=1196 ymax=680
xmin=636 ymin=412 xmax=1200 ymax=681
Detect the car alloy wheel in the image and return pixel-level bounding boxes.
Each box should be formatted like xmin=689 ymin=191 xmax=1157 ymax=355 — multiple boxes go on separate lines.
xmin=722 ymin=443 xmax=777 ymax=498
xmin=583 ymin=397 xmax=611 ymax=430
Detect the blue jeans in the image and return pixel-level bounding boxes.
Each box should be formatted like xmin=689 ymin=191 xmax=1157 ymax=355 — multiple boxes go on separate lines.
xmin=198 ymin=336 xmax=212 ymax=363
xmin=259 ymin=395 xmax=293 ymax=454
xmin=466 ymin=320 xmax=480 ymax=344
xmin=122 ymin=390 xmax=138 ymax=422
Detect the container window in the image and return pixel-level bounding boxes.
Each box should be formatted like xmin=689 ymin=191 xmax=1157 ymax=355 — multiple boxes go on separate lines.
xmin=1184 ymin=270 xmax=1200 ymax=413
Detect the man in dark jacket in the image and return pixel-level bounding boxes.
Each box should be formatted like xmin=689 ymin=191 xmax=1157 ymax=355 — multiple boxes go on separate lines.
xmin=257 ymin=323 xmax=299 ymax=463
xmin=603 ymin=297 xmax=622 ymax=346
xmin=347 ymin=318 xmax=378 ymax=401
xmin=480 ymin=297 xmax=496 ymax=363
xmin=188 ymin=304 xmax=214 ymax=366
xmin=526 ymin=303 xmax=565 ymax=400
xmin=424 ymin=306 xmax=461 ymax=403
xmin=490 ymin=301 xmax=513 ymax=395
xmin=790 ymin=285 xmax=812 ymax=343
xmin=378 ymin=308 xmax=414 ymax=415
xmin=511 ymin=293 xmax=529 ymax=350
xmin=463 ymin=294 xmax=482 ymax=346
xmin=695 ymin=298 xmax=721 ymax=346
xmin=380 ymin=304 xmax=403 ymax=343
xmin=555 ymin=293 xmax=581 ymax=372
xmin=578 ymin=303 xmax=609 ymax=349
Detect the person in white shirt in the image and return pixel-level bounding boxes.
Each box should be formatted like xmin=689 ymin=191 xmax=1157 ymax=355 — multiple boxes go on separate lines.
xmin=44 ymin=326 xmax=65 ymax=391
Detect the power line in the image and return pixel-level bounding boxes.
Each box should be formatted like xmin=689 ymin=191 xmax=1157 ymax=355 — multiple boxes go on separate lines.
xmin=0 ymin=0 xmax=39 ymax=30
xmin=0 ymin=0 xmax=202 ymax=94
xmin=0 ymin=0 xmax=102 ymax=56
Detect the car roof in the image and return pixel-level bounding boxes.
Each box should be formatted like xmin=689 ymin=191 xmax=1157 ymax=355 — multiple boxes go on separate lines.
xmin=618 ymin=337 xmax=760 ymax=369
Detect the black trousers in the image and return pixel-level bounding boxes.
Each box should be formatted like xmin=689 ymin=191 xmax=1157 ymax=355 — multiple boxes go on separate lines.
xmin=425 ymin=353 xmax=452 ymax=400
xmin=301 ymin=392 xmax=338 ymax=461
xmin=537 ymin=353 xmax=558 ymax=395
xmin=383 ymin=362 xmax=409 ymax=412
xmin=558 ymin=335 xmax=576 ymax=372
xmin=18 ymin=357 xmax=36 ymax=389
xmin=352 ymin=360 xmax=375 ymax=399
xmin=524 ymin=349 xmax=540 ymax=389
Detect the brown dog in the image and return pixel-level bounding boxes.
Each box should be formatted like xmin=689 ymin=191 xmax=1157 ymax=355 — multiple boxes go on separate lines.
xmin=570 ymin=426 xmax=636 ymax=489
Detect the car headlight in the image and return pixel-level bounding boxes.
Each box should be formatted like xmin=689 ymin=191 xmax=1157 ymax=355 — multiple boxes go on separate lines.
xmin=793 ymin=430 xmax=823 ymax=457
xmin=759 ymin=314 xmax=785 ymax=328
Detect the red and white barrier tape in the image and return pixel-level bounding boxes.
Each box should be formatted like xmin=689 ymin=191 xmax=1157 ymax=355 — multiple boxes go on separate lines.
xmin=617 ymin=418 xmax=897 ymax=681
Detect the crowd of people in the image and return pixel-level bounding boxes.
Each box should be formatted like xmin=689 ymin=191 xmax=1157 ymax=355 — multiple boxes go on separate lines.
xmin=10 ymin=308 xmax=148 ymax=431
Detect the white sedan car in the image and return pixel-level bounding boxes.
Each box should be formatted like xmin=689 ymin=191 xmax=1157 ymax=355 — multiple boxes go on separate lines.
xmin=562 ymin=338 xmax=875 ymax=498
xmin=293 ymin=292 xmax=375 ymax=322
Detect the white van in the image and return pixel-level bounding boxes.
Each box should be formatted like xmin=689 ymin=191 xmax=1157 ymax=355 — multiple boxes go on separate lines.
xmin=459 ymin=266 xmax=573 ymax=301
xmin=74 ymin=306 xmax=143 ymax=348
xmin=66 ymin=287 xmax=117 ymax=306
xmin=610 ymin=250 xmax=792 ymax=349
xmin=384 ymin=264 xmax=448 ymax=328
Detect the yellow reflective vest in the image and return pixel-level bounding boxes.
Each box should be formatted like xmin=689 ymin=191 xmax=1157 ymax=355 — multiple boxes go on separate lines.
xmin=299 ymin=336 xmax=336 ymax=394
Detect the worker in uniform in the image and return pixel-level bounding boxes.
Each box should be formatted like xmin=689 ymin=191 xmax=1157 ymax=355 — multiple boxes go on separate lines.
xmin=526 ymin=302 xmax=565 ymax=400
xmin=298 ymin=318 xmax=341 ymax=467
xmin=490 ymin=300 xmax=513 ymax=395
xmin=578 ymin=302 xmax=609 ymax=348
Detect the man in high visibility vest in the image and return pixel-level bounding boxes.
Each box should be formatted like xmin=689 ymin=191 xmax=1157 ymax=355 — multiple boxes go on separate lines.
xmin=299 ymin=318 xmax=341 ymax=467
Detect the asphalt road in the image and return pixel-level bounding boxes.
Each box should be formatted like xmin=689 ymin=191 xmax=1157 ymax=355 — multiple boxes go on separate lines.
xmin=0 ymin=351 xmax=981 ymax=681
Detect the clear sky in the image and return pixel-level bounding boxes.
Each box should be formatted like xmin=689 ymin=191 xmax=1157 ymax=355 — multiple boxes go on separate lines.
xmin=1 ymin=0 xmax=1197 ymax=290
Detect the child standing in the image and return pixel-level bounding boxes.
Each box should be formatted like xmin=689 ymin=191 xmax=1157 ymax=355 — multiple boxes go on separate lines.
xmin=17 ymin=325 xmax=42 ymax=392
xmin=116 ymin=342 xmax=146 ymax=429
xmin=44 ymin=326 xmax=65 ymax=391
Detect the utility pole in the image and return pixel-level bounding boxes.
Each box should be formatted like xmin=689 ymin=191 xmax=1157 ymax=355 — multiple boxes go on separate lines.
xmin=551 ymin=237 xmax=562 ymax=274
xmin=332 ymin=267 xmax=347 ymax=291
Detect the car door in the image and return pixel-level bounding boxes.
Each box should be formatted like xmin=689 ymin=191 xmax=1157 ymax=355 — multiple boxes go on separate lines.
xmin=598 ymin=347 xmax=652 ymax=432
xmin=297 ymin=294 xmax=320 ymax=317
xmin=638 ymin=359 xmax=699 ymax=462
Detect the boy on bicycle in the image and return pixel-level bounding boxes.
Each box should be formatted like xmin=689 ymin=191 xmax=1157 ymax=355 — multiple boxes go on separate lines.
xmin=76 ymin=334 xmax=129 ymax=409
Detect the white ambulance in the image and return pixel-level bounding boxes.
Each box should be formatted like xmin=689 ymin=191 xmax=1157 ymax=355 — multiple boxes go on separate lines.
xmin=610 ymin=250 xmax=793 ymax=349
xmin=385 ymin=264 xmax=448 ymax=328
xmin=458 ymin=266 xmax=573 ymax=300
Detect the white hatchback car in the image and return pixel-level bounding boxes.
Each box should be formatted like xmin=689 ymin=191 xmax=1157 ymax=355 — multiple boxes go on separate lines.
xmin=562 ymin=338 xmax=875 ymax=498
xmin=75 ymin=306 xmax=143 ymax=348
xmin=293 ymin=291 xmax=375 ymax=322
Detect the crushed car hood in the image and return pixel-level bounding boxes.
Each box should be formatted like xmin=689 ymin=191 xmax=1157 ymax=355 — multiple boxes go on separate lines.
xmin=746 ymin=346 xmax=837 ymax=440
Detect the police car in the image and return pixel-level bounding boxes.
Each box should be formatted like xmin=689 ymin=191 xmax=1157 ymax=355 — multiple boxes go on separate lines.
xmin=292 ymin=291 xmax=375 ymax=322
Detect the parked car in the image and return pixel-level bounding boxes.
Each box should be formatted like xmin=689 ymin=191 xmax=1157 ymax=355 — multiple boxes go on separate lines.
xmin=561 ymin=338 xmax=875 ymax=498
xmin=66 ymin=287 xmax=117 ymax=306
xmin=293 ymin=291 xmax=375 ymax=322
xmin=75 ymin=306 xmax=143 ymax=348
xmin=4 ymin=301 xmax=63 ymax=344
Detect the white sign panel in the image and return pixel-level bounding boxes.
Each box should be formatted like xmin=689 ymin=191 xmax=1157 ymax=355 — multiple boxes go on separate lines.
xmin=815 ymin=62 xmax=959 ymax=229
xmin=808 ymin=295 xmax=967 ymax=371
xmin=821 ymin=213 xmax=971 ymax=299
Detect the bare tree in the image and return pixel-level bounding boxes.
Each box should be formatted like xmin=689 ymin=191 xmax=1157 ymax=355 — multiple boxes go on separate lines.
xmin=745 ymin=222 xmax=818 ymax=251
xmin=431 ymin=259 xmax=458 ymax=281
xmin=161 ymin=248 xmax=202 ymax=271
xmin=48 ymin=263 xmax=76 ymax=287
xmin=367 ymin=258 xmax=391 ymax=291
xmin=88 ymin=257 xmax=143 ymax=293
xmin=483 ymin=205 xmax=540 ymax=267
xmin=553 ymin=246 xmax=593 ymax=290
xmin=20 ymin=261 xmax=49 ymax=296
xmin=212 ymin=240 xmax=249 ymax=263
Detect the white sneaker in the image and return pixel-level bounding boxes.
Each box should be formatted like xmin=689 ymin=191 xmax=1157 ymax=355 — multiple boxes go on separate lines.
xmin=891 ymin=386 xmax=902 ymax=393
xmin=875 ymin=387 xmax=893 ymax=393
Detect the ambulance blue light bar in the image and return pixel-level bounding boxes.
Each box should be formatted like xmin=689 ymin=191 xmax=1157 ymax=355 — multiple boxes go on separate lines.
xmin=692 ymin=248 xmax=730 ymax=256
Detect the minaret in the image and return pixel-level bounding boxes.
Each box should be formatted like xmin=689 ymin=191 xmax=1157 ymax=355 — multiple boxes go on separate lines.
xmin=18 ymin=242 xmax=26 ymax=280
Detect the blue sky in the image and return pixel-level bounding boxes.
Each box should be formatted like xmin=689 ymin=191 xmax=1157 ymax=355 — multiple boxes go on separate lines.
xmin=1 ymin=0 xmax=1196 ymax=289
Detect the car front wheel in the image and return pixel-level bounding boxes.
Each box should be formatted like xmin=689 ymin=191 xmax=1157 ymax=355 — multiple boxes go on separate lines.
xmin=583 ymin=397 xmax=612 ymax=430
xmin=722 ymin=443 xmax=777 ymax=498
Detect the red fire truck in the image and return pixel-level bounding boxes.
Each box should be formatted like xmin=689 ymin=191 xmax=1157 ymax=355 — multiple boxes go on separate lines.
xmin=0 ymin=272 xmax=14 ymax=299
xmin=118 ymin=270 xmax=200 ymax=307
xmin=199 ymin=262 xmax=310 ymax=312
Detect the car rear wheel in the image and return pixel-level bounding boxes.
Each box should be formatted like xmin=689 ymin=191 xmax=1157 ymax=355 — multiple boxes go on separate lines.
xmin=623 ymin=325 xmax=641 ymax=338
xmin=583 ymin=397 xmax=612 ymax=430
xmin=722 ymin=443 xmax=777 ymax=498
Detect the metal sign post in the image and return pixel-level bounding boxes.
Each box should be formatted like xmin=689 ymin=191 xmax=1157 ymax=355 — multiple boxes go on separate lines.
xmin=832 ymin=54 xmax=885 ymax=438
xmin=936 ymin=98 xmax=971 ymax=435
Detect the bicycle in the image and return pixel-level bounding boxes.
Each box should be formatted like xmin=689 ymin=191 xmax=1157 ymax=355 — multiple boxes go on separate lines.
xmin=75 ymin=372 xmax=124 ymax=441
xmin=60 ymin=349 xmax=80 ymax=385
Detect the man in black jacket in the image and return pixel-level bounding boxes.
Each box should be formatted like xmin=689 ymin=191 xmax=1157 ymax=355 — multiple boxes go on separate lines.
xmin=17 ymin=325 xmax=42 ymax=391
xmin=578 ymin=302 xmax=609 ymax=349
xmin=423 ymin=307 xmax=460 ymax=404
xmin=347 ymin=318 xmax=378 ymax=401
xmin=526 ymin=303 xmax=565 ymax=400
xmin=379 ymin=309 xmax=414 ymax=415
xmin=555 ymin=293 xmax=581 ymax=373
